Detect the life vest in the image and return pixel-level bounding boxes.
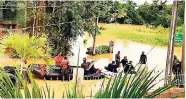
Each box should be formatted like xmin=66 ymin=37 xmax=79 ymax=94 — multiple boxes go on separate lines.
xmin=39 ymin=64 xmax=47 ymax=78
xmin=96 ymin=69 xmax=101 ymax=74
xmin=55 ymin=56 xmax=63 ymax=66
xmin=61 ymin=60 xmax=68 ymax=69
xmin=40 ymin=64 xmax=47 ymax=71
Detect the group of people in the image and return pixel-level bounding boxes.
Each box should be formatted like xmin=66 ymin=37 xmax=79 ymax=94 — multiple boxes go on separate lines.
xmin=106 ymin=51 xmax=147 ymax=73
xmin=55 ymin=50 xmax=147 ymax=75
xmin=54 ymin=53 xmax=70 ymax=77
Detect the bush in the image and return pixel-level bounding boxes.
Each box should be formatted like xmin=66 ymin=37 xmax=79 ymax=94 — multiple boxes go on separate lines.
xmin=86 ymin=45 xmax=111 ymax=55
xmin=97 ymin=45 xmax=110 ymax=54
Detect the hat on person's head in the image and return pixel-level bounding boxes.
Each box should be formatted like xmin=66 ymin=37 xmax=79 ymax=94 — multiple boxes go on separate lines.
xmin=174 ymin=55 xmax=177 ymax=58
xmin=83 ymin=58 xmax=86 ymax=61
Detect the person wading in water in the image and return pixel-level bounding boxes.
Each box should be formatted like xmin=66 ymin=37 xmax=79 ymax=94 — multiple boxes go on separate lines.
xmin=139 ymin=51 xmax=147 ymax=64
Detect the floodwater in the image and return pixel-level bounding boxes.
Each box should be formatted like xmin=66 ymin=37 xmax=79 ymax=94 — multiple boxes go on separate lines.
xmin=69 ymin=35 xmax=182 ymax=90
xmin=70 ymin=35 xmax=181 ymax=73
xmin=0 ymin=34 xmax=182 ymax=98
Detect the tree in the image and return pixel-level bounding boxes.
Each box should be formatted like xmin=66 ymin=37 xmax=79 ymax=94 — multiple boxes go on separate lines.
xmin=82 ymin=1 xmax=123 ymax=55
xmin=0 ymin=33 xmax=52 ymax=73
xmin=45 ymin=1 xmax=120 ymax=56
xmin=123 ymin=0 xmax=144 ymax=25
xmin=45 ymin=1 xmax=85 ymax=56
xmin=26 ymin=1 xmax=46 ymax=36
xmin=137 ymin=0 xmax=184 ymax=28
xmin=82 ymin=1 xmax=102 ymax=55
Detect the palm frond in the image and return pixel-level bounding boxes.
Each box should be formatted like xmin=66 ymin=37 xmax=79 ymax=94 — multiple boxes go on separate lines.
xmin=0 ymin=33 xmax=52 ymax=65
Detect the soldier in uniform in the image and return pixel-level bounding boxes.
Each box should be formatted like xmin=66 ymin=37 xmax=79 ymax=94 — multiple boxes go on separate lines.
xmin=139 ymin=51 xmax=147 ymax=64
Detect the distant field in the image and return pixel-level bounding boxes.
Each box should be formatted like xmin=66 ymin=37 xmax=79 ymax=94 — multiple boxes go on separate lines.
xmin=98 ymin=23 xmax=181 ymax=47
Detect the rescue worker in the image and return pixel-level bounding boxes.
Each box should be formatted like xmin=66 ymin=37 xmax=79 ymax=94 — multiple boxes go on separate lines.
xmin=61 ymin=57 xmax=69 ymax=70
xmin=124 ymin=61 xmax=135 ymax=73
xmin=55 ymin=53 xmax=64 ymax=67
xmin=106 ymin=61 xmax=117 ymax=73
xmin=61 ymin=56 xmax=70 ymax=81
xmin=81 ymin=58 xmax=97 ymax=75
xmin=121 ymin=56 xmax=128 ymax=68
xmin=139 ymin=51 xmax=147 ymax=64
xmin=81 ymin=58 xmax=89 ymax=75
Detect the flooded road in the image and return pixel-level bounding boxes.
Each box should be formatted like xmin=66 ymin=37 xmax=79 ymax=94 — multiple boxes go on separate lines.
xmin=70 ymin=35 xmax=181 ymax=73
xmin=0 ymin=34 xmax=182 ymax=98
xmin=69 ymin=35 xmax=182 ymax=90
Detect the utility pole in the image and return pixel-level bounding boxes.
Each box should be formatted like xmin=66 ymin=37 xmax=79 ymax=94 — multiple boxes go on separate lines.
xmin=181 ymin=6 xmax=185 ymax=82
xmin=92 ymin=17 xmax=99 ymax=55
xmin=165 ymin=0 xmax=178 ymax=85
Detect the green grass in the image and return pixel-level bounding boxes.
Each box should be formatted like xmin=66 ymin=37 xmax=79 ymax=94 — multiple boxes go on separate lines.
xmin=99 ymin=23 xmax=182 ymax=47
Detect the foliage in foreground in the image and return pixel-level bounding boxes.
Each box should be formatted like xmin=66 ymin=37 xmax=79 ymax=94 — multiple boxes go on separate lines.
xmin=0 ymin=71 xmax=54 ymax=98
xmin=0 ymin=65 xmax=176 ymax=98
xmin=94 ymin=65 xmax=176 ymax=98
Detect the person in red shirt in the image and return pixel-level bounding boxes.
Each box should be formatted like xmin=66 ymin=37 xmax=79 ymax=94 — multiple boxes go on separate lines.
xmin=40 ymin=64 xmax=47 ymax=78
xmin=55 ymin=53 xmax=64 ymax=67
xmin=61 ymin=57 xmax=69 ymax=69
xmin=61 ymin=56 xmax=70 ymax=81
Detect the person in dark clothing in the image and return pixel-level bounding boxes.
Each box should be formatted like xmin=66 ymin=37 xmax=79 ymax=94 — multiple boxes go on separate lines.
xmin=115 ymin=51 xmax=121 ymax=67
xmin=81 ymin=58 xmax=97 ymax=75
xmin=172 ymin=56 xmax=181 ymax=79
xmin=124 ymin=61 xmax=135 ymax=73
xmin=81 ymin=58 xmax=89 ymax=70
xmin=121 ymin=56 xmax=128 ymax=68
xmin=139 ymin=51 xmax=147 ymax=64
xmin=81 ymin=58 xmax=89 ymax=75
xmin=172 ymin=56 xmax=183 ymax=87
xmin=106 ymin=61 xmax=117 ymax=73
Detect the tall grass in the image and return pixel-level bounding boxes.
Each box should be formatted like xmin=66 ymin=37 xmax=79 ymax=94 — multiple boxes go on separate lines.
xmin=0 ymin=71 xmax=54 ymax=98
xmin=94 ymin=65 xmax=177 ymax=98
xmin=0 ymin=65 xmax=177 ymax=98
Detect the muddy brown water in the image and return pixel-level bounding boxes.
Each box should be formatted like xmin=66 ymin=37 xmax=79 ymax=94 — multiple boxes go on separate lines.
xmin=0 ymin=35 xmax=182 ymax=98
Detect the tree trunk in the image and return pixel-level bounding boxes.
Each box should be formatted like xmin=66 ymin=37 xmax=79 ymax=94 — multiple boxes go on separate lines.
xmin=92 ymin=17 xmax=99 ymax=55
xmin=165 ymin=0 xmax=178 ymax=85
xmin=33 ymin=15 xmax=36 ymax=36
xmin=36 ymin=1 xmax=45 ymax=37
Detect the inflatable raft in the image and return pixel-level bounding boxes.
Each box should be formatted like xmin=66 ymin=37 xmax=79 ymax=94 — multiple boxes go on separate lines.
xmin=102 ymin=64 xmax=148 ymax=78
